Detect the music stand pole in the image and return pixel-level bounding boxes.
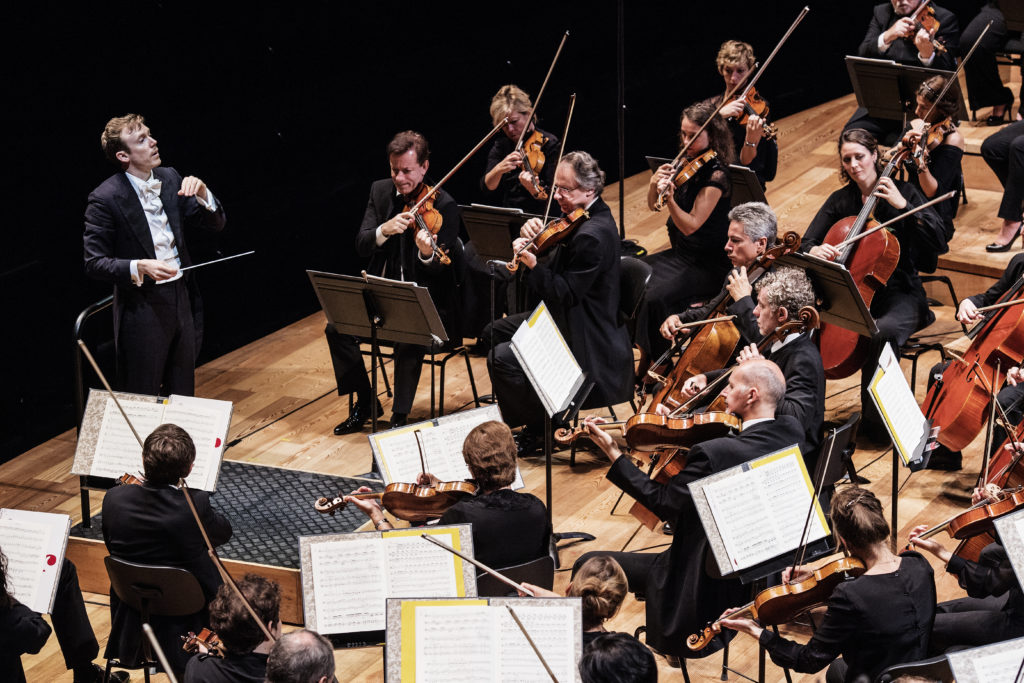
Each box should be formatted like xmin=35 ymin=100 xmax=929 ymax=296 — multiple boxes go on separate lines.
xmin=362 ymin=289 xmax=385 ymax=433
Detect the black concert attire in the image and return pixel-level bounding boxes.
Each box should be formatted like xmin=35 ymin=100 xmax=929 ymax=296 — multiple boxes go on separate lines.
xmin=573 ymin=415 xmax=806 ymax=658
xmin=706 ymin=95 xmax=778 ymax=188
xmin=677 ymin=282 xmax=760 ymax=346
xmin=0 ymin=559 xmax=103 ymax=683
xmin=479 ymin=129 xmax=560 ymax=214
xmin=982 ymin=120 xmax=1024 ymax=225
xmin=759 ymin=551 xmax=935 ymax=683
xmin=84 ymin=167 xmax=226 ymax=396
xmin=961 ymin=2 xmax=1022 ymax=114
xmin=438 ymin=489 xmax=550 ymax=569
xmin=184 ymin=651 xmax=269 ymax=683
xmin=800 ymin=179 xmax=946 ymax=437
xmin=636 ymin=155 xmax=733 ymax=361
xmin=848 ymin=3 xmax=961 ymax=143
xmin=102 ymin=482 xmax=233 ymax=678
xmin=487 ymin=197 xmax=633 ymax=432
xmin=325 ymin=179 xmax=464 ymax=420
xmin=930 ymin=540 xmax=1024 ymax=653
xmin=907 ymin=137 xmax=963 ymax=257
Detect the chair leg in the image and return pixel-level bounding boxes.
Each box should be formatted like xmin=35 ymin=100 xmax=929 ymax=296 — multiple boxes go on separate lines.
xmin=462 ymin=349 xmax=480 ymax=408
xmin=103 ymin=660 xmax=113 ymax=683
xmin=439 ymin=351 xmax=447 ymax=417
xmin=721 ymin=636 xmax=730 ymax=680
xmin=430 ymin=350 xmax=437 ymax=419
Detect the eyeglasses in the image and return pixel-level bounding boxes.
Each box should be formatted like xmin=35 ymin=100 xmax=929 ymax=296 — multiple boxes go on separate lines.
xmin=554 ymin=184 xmax=582 ymax=196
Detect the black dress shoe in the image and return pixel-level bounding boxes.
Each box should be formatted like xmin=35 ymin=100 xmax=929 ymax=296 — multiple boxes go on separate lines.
xmin=389 ymin=413 xmax=408 ymax=429
xmin=662 ymin=521 xmax=674 ymax=535
xmin=514 ymin=427 xmax=540 ymax=457
xmin=986 ymin=225 xmax=1023 ymax=252
xmin=333 ymin=400 xmax=383 ymax=435
xmin=73 ymin=664 xmax=130 ymax=683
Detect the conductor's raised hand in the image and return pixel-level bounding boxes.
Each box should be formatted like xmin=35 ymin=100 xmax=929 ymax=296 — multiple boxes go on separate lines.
xmin=177 ymin=175 xmax=209 ymax=202
xmin=137 ymin=259 xmax=180 ymax=282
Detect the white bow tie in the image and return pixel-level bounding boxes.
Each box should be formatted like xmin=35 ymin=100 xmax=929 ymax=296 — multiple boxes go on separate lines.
xmin=140 ymin=178 xmax=162 ymax=199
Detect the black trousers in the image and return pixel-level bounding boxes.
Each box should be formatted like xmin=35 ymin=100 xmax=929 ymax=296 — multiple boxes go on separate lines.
xmin=961 ymin=5 xmax=1018 ymax=110
xmin=324 ymin=325 xmax=426 ymax=415
xmin=981 ymin=121 xmax=1024 ymax=223
xmin=931 ymin=594 xmax=1024 ymax=653
xmin=861 ymin=288 xmax=925 ymax=431
xmin=53 ymin=559 xmax=100 ymax=671
xmin=117 ymin=278 xmax=196 ymax=397
xmin=486 ymin=313 xmax=545 ymax=430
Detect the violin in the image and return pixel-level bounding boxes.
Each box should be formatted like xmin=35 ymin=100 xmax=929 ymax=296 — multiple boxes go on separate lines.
xmin=653 ymin=150 xmax=718 ymax=211
xmin=907 ymin=485 xmax=1024 ymax=562
xmin=506 ymin=207 xmax=589 ymax=272
xmin=908 ymin=0 xmax=946 ymax=54
xmin=729 ymin=87 xmax=778 ymax=141
xmin=687 ymin=556 xmax=866 ymax=651
xmin=404 ymin=184 xmax=451 ymax=266
xmin=182 ymin=628 xmax=224 ymax=657
xmin=315 ymin=480 xmax=478 ymax=523
xmin=554 ymin=410 xmax=741 ymax=453
xmin=117 ymin=473 xmax=143 ymax=486
xmin=516 ymin=129 xmax=549 ymax=200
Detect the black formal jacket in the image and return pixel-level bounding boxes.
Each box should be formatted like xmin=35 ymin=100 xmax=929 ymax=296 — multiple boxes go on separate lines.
xmin=354 ymin=178 xmax=465 ymax=342
xmin=523 ymin=197 xmax=634 ymax=407
xmin=101 ymin=483 xmax=232 ymax=670
xmin=479 ymin=128 xmax=560 ymax=214
xmin=946 ymin=541 xmax=1024 ymax=631
xmin=606 ymin=414 xmax=806 ymax=656
xmin=83 ymin=166 xmax=226 ymax=346
xmin=678 ymin=283 xmax=760 ymax=346
xmin=0 ymin=600 xmax=51 ymax=683
xmin=858 ymin=2 xmax=960 ymax=71
xmin=967 ymin=252 xmax=1024 ymax=309
xmin=438 ymin=489 xmax=551 ymax=570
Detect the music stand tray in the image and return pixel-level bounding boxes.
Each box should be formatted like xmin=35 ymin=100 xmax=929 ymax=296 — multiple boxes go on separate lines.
xmin=775 ymin=252 xmax=878 ymax=337
xmin=845 ymin=56 xmax=967 ymax=122
xmin=462 ymin=204 xmax=540 ymax=263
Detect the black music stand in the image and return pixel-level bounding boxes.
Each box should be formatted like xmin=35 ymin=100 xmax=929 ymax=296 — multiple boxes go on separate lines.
xmin=845 ymin=56 xmax=968 ymax=127
xmin=775 ymin=252 xmax=878 ymax=338
xmin=307 ymin=270 xmax=448 ymax=433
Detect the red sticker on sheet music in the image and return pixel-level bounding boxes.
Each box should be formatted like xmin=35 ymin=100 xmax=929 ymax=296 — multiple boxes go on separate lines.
xmin=215 ymin=438 xmax=222 ymax=448
xmin=46 ymin=554 xmax=56 ymax=566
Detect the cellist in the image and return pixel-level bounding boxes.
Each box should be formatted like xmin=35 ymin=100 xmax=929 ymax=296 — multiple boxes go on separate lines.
xmin=800 ymin=128 xmax=946 ymax=442
xmin=573 ymin=360 xmax=804 ymax=662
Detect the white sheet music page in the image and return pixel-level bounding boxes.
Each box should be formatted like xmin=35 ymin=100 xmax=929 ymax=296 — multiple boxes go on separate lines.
xmin=868 ymin=342 xmax=929 ymax=465
xmin=382 ymin=531 xmax=459 ymax=598
xmin=419 ymin=406 xmax=525 ymax=489
xmin=947 ymin=637 xmax=1024 ymax=683
xmin=372 ymin=423 xmax=438 ymax=485
xmin=162 ymin=395 xmax=232 ymax=490
xmin=414 ymin=605 xmax=495 ymax=683
xmin=498 ymin=604 xmax=577 ymax=682
xmin=752 ymin=450 xmax=828 ymax=553
xmin=993 ymin=508 xmax=1024 ymax=589
xmin=90 ymin=397 xmax=165 ymax=479
xmin=0 ymin=509 xmax=71 ymax=613
xmin=309 ymin=537 xmax=388 ymax=634
xmin=510 ymin=302 xmax=582 ymax=417
xmin=703 ymin=474 xmax=777 ymax=570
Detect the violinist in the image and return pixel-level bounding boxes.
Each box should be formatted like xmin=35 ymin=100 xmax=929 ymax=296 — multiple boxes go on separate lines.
xmin=345 ymin=421 xmax=550 ymax=569
xmin=485 ymin=151 xmax=632 ymax=454
xmin=980 ymin=120 xmax=1024 ymax=250
xmin=801 ymin=128 xmax=946 ymax=442
xmin=183 ymin=574 xmax=281 ymax=683
xmin=636 ymin=99 xmax=735 ymax=364
xmin=849 ymin=0 xmax=960 ymax=142
xmin=326 ymin=130 xmax=464 ymax=440
xmin=708 ymin=40 xmax=778 ymax=188
xmin=575 ymin=359 xmax=804 ymax=661
xmin=677 ymin=267 xmax=825 ymax=465
xmin=480 ymin=85 xmax=560 ymax=213
xmin=909 ymin=485 xmax=1024 ymax=652
xmin=720 ymin=487 xmax=936 ymax=683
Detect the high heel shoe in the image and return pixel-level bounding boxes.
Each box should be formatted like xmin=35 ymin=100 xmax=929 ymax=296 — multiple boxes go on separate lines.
xmin=986 ymin=96 xmax=1014 ymax=126
xmin=986 ymin=225 xmax=1023 ymax=252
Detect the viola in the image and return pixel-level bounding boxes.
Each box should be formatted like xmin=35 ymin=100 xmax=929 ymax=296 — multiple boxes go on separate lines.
xmin=554 ymin=411 xmax=741 ymax=453
xmin=404 ymin=184 xmax=451 ymax=266
xmin=948 ymin=486 xmax=1024 ymax=539
xmin=506 ymin=207 xmax=589 ymax=272
xmin=687 ymin=556 xmax=866 ymax=651
xmin=117 ymin=473 xmax=143 ymax=486
xmin=516 ymin=129 xmax=549 ymax=200
xmin=315 ymin=480 xmax=478 ymax=523
xmin=653 ymin=150 xmax=718 ymax=211
xmin=730 ymin=87 xmax=778 ymax=141
xmin=909 ymin=0 xmax=946 ymax=54
xmin=182 ymin=628 xmax=224 ymax=657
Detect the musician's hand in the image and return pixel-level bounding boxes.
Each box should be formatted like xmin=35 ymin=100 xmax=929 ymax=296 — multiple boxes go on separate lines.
xmin=915 ymin=28 xmax=935 ymax=58
xmin=908 ymin=523 xmax=951 ymax=563
xmin=660 ymin=314 xmax=684 ymax=340
xmin=178 ymin=175 xmax=209 ymax=202
xmin=874 ymin=176 xmax=908 ymax=210
xmin=745 ymin=115 xmax=765 ymax=145
xmin=654 ymin=402 xmax=671 ymax=416
xmin=957 ymin=299 xmax=982 ymax=324
xmin=682 ymin=374 xmax=707 ymax=398
xmin=382 ymin=211 xmax=415 ymax=237
xmin=726 ymin=266 xmax=752 ymax=301
xmin=495 ymin=150 xmax=523 ymax=176
xmin=414 ymin=228 xmax=434 ymax=257
xmin=974 ymin=483 xmax=1002 ymax=505
xmin=511 ymin=237 xmax=537 ymax=269
xmin=736 ymin=344 xmax=764 ymax=364
xmin=518 ymin=582 xmax=560 ymax=598
xmin=718 ymin=607 xmax=763 ymax=638
xmin=781 ymin=565 xmax=813 ymax=584
xmin=1007 ymin=366 xmax=1024 ymax=387
xmin=656 ymin=175 xmax=676 ymax=197
xmin=809 ymin=244 xmax=840 ymax=261
xmin=583 ymin=415 xmax=622 ymax=463
xmin=137 ymin=259 xmax=180 ymax=282
xmin=719 ymin=99 xmax=746 ymax=119
xmin=344 ymin=486 xmax=384 ymax=521
xmin=884 ymin=17 xmax=916 ymax=44
xmin=518 ymin=170 xmax=540 ymax=195
xmin=416 ymin=472 xmax=441 ymax=487
xmin=521 ymin=217 xmax=543 ymax=239
xmin=651 ymin=163 xmax=674 ymax=188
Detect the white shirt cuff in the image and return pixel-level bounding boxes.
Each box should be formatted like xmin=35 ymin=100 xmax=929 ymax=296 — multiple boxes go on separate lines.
xmin=417 ymin=249 xmax=434 ymax=264
xmin=197 ymin=189 xmax=217 ymax=211
xmin=130 ymin=259 xmax=142 ymax=286
xmin=878 ymin=34 xmax=890 ymax=52
xmin=918 ymin=51 xmax=935 ymax=66
xmin=375 ymin=225 xmax=387 ymax=246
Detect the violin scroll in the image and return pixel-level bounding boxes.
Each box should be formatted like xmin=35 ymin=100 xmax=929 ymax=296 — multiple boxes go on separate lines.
xmin=182 ymin=628 xmax=224 ymax=657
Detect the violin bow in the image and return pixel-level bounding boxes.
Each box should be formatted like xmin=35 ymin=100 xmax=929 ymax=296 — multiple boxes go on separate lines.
xmin=514 ymin=31 xmax=570 ymax=152
xmin=505 ymin=605 xmax=559 ymax=683
xmin=413 ymin=429 xmax=429 ymax=478
xmin=77 ymin=340 xmax=145 ymax=449
xmin=734 ymin=6 xmax=810 ymax=102
xmin=833 ymin=191 xmax=957 ymax=249
xmin=419 ymin=533 xmax=535 ymax=596
xmin=790 ymin=418 xmax=843 ymax=573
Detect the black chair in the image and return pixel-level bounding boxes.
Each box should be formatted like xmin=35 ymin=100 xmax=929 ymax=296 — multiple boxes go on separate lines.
xmin=476 ymin=554 xmax=556 ymax=597
xmin=900 ymin=274 xmax=965 ymax=395
xmin=103 ymin=556 xmax=206 ymax=683
xmin=815 ymin=412 xmax=865 ymax=495
xmin=876 ymin=654 xmax=953 ymax=682
xmin=569 ymin=256 xmax=652 ymax=465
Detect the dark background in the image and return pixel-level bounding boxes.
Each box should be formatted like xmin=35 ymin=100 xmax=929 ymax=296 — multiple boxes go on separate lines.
xmin=1 ymin=0 xmax=983 ymax=463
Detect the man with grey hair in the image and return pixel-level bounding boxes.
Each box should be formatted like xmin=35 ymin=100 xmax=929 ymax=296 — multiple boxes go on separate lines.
xmin=264 ymin=629 xmax=334 ymax=683
xmin=681 ymin=266 xmax=825 ymax=466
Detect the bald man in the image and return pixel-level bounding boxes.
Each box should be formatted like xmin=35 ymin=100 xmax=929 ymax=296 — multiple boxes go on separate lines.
xmin=576 ymin=359 xmax=806 ymax=660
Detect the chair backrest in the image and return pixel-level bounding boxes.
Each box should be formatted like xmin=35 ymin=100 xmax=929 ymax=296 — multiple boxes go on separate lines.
xmin=104 ymin=556 xmax=207 ymax=620
xmin=876 ymin=654 xmax=953 ymax=682
xmin=1003 ymin=2 xmax=1024 ymax=32
xmin=476 ymin=554 xmax=556 ymax=597
xmin=618 ymin=256 xmax=653 ymax=326
xmin=812 ymin=412 xmax=861 ymax=493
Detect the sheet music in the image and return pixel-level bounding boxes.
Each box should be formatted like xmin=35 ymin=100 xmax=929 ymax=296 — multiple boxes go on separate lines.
xmin=948 ymin=637 xmax=1024 ymax=683
xmin=498 ymin=604 xmax=577 ymax=682
xmin=511 ymin=302 xmax=583 ymax=416
xmin=755 ymin=455 xmax=829 ymax=552
xmin=162 ymin=395 xmax=231 ymax=490
xmin=90 ymin=398 xmax=165 ymax=478
xmin=414 ymin=605 xmax=495 ymax=683
xmin=869 ymin=343 xmax=929 ymax=465
xmin=993 ymin=508 xmax=1024 ymax=590
xmin=703 ymin=476 xmax=777 ymax=570
xmin=373 ymin=424 xmax=439 ymax=484
xmin=309 ymin=537 xmax=389 ymax=634
xmin=383 ymin=532 xmax=458 ymax=598
xmin=0 ymin=509 xmax=70 ymax=614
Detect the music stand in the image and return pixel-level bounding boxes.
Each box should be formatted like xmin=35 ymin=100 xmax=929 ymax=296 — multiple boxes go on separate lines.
xmin=728 ymin=164 xmax=768 ymax=207
xmin=307 ymin=270 xmax=448 ymax=433
xmin=775 ymin=252 xmax=879 ymax=337
xmin=845 ymin=56 xmax=968 ymax=125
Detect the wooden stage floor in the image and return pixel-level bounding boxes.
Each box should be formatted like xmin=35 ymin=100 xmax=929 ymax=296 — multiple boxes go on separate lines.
xmin=5 ymin=76 xmax=1022 ymax=681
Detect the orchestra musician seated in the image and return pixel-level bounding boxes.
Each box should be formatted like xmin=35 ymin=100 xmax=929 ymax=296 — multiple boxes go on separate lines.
xmin=183 ymin=574 xmax=282 ymax=683
xmin=346 ymin=421 xmax=551 ymax=569
xmin=263 ymin=629 xmax=335 ymax=683
xmin=574 ymin=359 xmax=805 ymax=661
xmin=578 ymin=632 xmax=658 ymax=683
xmin=670 ymin=266 xmax=825 ymax=466
xmin=721 ymin=486 xmax=936 ymax=683
xmin=909 ymin=484 xmax=1024 ymax=653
